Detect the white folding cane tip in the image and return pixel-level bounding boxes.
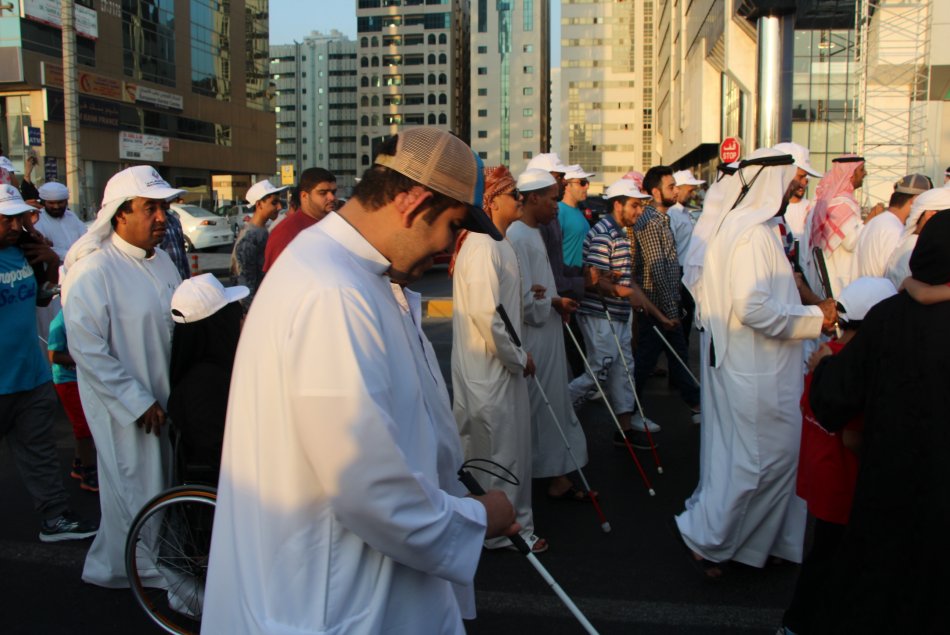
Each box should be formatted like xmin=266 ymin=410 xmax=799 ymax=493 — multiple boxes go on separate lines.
xmin=657 ymin=467 xmax=665 ymax=474
xmin=648 ymin=489 xmax=656 ymax=497
xmin=601 ymin=522 xmax=612 ymax=533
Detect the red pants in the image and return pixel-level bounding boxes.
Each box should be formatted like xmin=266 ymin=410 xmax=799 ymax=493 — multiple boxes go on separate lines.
xmin=53 ymin=382 xmax=92 ymax=440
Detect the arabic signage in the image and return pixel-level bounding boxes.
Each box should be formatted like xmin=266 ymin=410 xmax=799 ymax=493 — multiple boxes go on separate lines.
xmin=719 ymin=137 xmax=741 ymax=163
xmin=119 ymin=132 xmax=168 ymax=162
xmin=123 ymin=82 xmax=184 ymax=112
xmin=42 ymin=63 xmax=123 ymax=102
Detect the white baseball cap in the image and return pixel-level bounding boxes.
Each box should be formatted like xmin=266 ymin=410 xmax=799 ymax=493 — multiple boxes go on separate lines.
xmin=837 ymin=277 xmax=896 ymax=324
xmin=246 ymin=179 xmax=289 ymax=206
xmin=0 ymin=184 xmax=36 ymax=216
xmin=0 ymin=157 xmax=15 ymax=173
xmin=171 ymin=273 xmax=249 ymax=324
xmin=772 ymin=142 xmax=822 ymax=178
xmin=563 ymin=164 xmax=595 ymax=180
xmin=526 ymin=152 xmax=568 ymax=174
xmin=102 ymin=166 xmax=185 ymax=207
xmin=516 ymin=168 xmax=557 ymax=192
xmin=672 ymin=170 xmax=705 ymax=187
xmin=605 ymin=179 xmax=651 ymax=200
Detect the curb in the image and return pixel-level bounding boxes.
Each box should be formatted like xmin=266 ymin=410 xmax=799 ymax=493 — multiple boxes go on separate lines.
xmin=423 ymin=298 xmax=453 ymax=318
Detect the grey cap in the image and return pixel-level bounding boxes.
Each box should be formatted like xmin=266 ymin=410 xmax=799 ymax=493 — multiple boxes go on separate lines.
xmin=894 ymin=173 xmax=933 ymax=195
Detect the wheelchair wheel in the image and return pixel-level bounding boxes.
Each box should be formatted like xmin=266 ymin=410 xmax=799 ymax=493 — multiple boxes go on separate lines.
xmin=125 ymin=485 xmax=217 ymax=635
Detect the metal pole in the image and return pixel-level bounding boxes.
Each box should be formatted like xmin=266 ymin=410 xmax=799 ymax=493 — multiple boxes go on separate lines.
xmin=61 ymin=0 xmax=84 ymax=218
xmin=755 ymin=11 xmax=794 ymax=148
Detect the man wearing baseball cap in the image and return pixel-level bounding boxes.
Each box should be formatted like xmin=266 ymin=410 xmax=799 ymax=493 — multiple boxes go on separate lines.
xmin=853 ymin=173 xmax=932 ymax=278
xmin=61 ymin=165 xmax=185 ymax=588
xmin=203 ymin=128 xmax=517 ymax=634
xmin=568 ymin=179 xmax=673 ymax=449
xmin=669 ymin=169 xmax=706 ymax=353
xmin=230 ymin=179 xmax=287 ymax=311
xmin=0 ymin=184 xmax=97 ymax=543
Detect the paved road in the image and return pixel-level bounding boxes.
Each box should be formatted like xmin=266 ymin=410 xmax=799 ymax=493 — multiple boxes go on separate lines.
xmin=1 ymin=300 xmax=800 ymax=634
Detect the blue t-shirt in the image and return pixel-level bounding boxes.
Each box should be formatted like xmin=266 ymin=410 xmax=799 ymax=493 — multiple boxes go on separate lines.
xmin=558 ymin=201 xmax=590 ymax=269
xmin=578 ymin=215 xmax=633 ymax=321
xmin=0 ymin=246 xmax=51 ymax=393
xmin=47 ymin=309 xmax=77 ymax=384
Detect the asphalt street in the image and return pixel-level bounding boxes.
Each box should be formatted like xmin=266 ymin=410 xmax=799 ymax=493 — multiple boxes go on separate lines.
xmin=0 ymin=264 xmax=801 ymax=634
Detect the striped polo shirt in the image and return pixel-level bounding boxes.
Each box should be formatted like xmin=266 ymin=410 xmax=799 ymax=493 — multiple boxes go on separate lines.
xmin=579 ymin=215 xmax=632 ymax=321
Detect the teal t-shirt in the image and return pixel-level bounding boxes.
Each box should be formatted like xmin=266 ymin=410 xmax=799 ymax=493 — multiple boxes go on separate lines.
xmin=558 ymin=201 xmax=590 ymax=269
xmin=0 ymin=246 xmax=51 ymax=393
xmin=47 ymin=309 xmax=77 ymax=384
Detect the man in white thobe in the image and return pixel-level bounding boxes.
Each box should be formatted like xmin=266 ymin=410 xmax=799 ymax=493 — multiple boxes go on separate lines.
xmin=202 ymin=128 xmax=516 ymax=635
xmin=61 ymin=166 xmax=184 ymax=588
xmin=452 ymin=165 xmax=541 ymax=551
xmin=674 ymin=148 xmax=837 ymax=575
xmin=31 ymin=182 xmax=86 ymax=346
xmin=508 ymin=169 xmax=588 ymax=499
xmin=885 ymin=187 xmax=950 ymax=288
xmin=854 ymin=173 xmax=931 ymax=279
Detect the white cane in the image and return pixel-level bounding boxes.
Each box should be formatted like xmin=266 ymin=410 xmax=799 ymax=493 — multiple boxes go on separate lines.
xmin=562 ymin=318 xmax=656 ymax=496
xmin=597 ymin=294 xmax=663 ymax=473
xmin=650 ymin=325 xmax=700 ymax=387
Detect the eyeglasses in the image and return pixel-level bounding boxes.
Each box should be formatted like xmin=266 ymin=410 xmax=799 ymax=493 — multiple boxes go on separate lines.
xmin=569 ymin=179 xmax=589 ymax=187
xmin=503 ymin=188 xmax=523 ymax=201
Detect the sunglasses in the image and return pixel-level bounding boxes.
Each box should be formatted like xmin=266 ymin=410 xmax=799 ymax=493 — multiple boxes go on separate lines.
xmin=504 ymin=188 xmax=523 ymax=201
xmin=570 ymin=179 xmax=589 ymax=187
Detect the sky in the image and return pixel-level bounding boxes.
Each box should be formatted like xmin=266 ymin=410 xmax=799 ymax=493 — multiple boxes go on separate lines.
xmin=268 ymin=1 xmax=561 ymax=61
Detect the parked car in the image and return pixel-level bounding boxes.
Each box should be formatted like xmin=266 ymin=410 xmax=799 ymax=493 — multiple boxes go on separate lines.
xmin=212 ymin=203 xmax=250 ymax=237
xmin=169 ymin=203 xmax=235 ymax=251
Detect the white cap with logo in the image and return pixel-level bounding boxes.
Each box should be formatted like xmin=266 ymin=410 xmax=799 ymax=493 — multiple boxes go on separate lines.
xmin=526 ymin=152 xmax=568 ymax=174
xmin=0 ymin=184 xmax=36 ymax=216
xmin=516 ymin=168 xmax=558 ymax=192
xmin=102 ymin=165 xmax=185 ymax=207
xmin=772 ymin=142 xmax=822 ymax=178
xmin=563 ymin=164 xmax=595 ymax=180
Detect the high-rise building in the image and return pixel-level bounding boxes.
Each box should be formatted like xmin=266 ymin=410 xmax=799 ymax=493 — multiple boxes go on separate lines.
xmin=355 ymin=0 xmax=469 ymax=170
xmin=561 ymin=0 xmax=653 ymax=191
xmin=271 ymin=31 xmax=358 ymax=195
xmin=469 ymin=0 xmax=550 ymax=167
xmin=0 ymin=0 xmax=276 ymax=215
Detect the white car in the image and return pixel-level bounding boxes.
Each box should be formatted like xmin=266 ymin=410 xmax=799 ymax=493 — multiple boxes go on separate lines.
xmin=169 ymin=204 xmax=235 ymax=251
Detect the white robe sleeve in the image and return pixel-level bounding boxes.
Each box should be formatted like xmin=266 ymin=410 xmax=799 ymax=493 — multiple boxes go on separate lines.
xmin=509 ymin=233 xmax=552 ymax=328
xmin=460 ymin=240 xmax=528 ymax=374
xmin=63 ymin=265 xmax=158 ymax=425
xmin=287 ymin=287 xmax=487 ymax=586
xmin=731 ymin=227 xmax=824 ymax=341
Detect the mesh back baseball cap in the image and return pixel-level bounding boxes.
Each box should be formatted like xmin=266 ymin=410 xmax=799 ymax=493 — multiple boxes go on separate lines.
xmin=374 ymin=127 xmax=501 ymax=240
xmin=894 ymin=173 xmax=933 ymax=195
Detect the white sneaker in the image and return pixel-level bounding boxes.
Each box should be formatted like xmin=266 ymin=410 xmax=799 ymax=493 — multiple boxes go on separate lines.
xmin=630 ymin=413 xmax=661 ymax=433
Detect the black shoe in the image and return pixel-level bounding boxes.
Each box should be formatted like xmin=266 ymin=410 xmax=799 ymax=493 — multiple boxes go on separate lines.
xmin=39 ymin=511 xmax=98 ymax=543
xmin=613 ymin=429 xmax=658 ymax=450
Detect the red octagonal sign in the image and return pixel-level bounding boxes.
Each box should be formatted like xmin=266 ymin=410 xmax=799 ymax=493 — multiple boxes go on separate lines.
xmin=719 ymin=137 xmax=741 ymax=163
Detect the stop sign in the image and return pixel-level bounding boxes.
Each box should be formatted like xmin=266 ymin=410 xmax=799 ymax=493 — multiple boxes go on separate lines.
xmin=719 ymin=137 xmax=741 ymax=163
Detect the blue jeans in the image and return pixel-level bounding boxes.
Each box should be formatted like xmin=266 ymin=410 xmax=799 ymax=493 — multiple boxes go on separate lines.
xmin=633 ymin=314 xmax=700 ymax=408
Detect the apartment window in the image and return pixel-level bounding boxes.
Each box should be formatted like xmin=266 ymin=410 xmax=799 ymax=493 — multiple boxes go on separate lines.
xmin=523 ymin=108 xmax=533 ymax=117
xmin=522 ymin=129 xmax=534 ymax=138
xmin=523 ymin=66 xmax=534 ymax=74
xmin=383 ymin=75 xmax=402 ymax=86
xmin=405 ymin=113 xmax=425 ymax=125
xmin=523 ymin=151 xmax=533 ymax=160
xmin=523 ymin=87 xmax=533 ymax=95
xmin=477 ymin=67 xmax=488 ymax=76
xmin=523 ymin=44 xmax=533 ymax=53
xmin=191 ymin=0 xmax=230 ymax=99
xmin=478 ymin=151 xmax=488 ymax=159
xmin=123 ymin=0 xmax=176 ymax=87
xmin=478 ymin=130 xmax=487 ymax=138
xmin=477 ymin=88 xmax=487 ymax=96
xmin=477 ymin=109 xmax=488 ymax=117
xmin=478 ymin=46 xmax=487 ymax=54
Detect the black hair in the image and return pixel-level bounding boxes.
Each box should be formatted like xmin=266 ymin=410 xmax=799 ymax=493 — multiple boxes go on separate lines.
xmin=110 ymin=199 xmax=134 ymax=228
xmin=291 ymin=168 xmax=336 ymax=207
xmin=606 ymin=196 xmax=629 ymax=214
xmin=888 ymin=191 xmax=914 ymax=209
xmin=352 ymin=134 xmax=459 ymax=221
xmin=642 ymin=166 xmax=673 ymax=197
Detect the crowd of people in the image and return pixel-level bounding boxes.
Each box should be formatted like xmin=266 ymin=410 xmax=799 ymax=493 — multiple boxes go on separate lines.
xmin=1 ymin=131 xmax=948 ymax=634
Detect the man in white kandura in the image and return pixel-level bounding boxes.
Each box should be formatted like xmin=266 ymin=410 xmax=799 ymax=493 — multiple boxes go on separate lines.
xmin=508 ymin=168 xmax=589 ymax=501
xmin=673 ymin=148 xmax=837 ymax=579
xmin=853 ymin=173 xmax=931 ymax=279
xmin=202 ymin=128 xmax=518 ymax=635
xmin=61 ymin=166 xmax=184 ymax=588
xmin=451 ymin=165 xmax=545 ymax=553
